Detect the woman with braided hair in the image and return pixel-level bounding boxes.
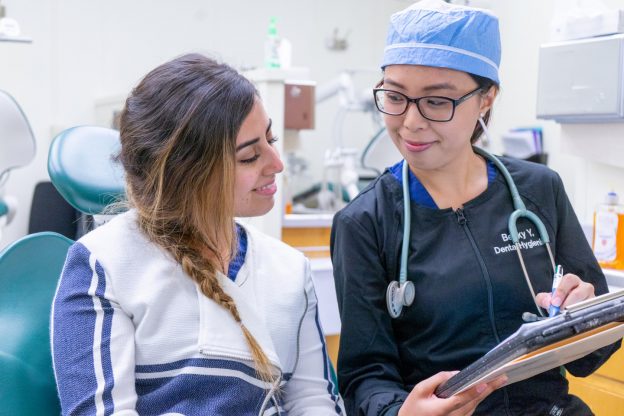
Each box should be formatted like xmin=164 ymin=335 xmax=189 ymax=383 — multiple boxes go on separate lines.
xmin=51 ymin=53 xmax=345 ymax=416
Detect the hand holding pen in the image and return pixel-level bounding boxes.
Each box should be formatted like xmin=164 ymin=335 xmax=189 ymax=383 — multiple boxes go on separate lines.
xmin=536 ymin=266 xmax=596 ymax=315
xmin=548 ymin=265 xmax=564 ymax=317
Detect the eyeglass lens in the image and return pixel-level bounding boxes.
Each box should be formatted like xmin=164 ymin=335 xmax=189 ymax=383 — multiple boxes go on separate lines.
xmin=375 ymin=90 xmax=455 ymax=121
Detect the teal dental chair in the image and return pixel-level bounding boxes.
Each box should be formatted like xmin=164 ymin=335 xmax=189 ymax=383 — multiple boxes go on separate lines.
xmin=48 ymin=126 xmax=125 ymax=215
xmin=0 ymin=232 xmax=71 ymax=415
xmin=0 ymin=126 xmax=124 ymax=415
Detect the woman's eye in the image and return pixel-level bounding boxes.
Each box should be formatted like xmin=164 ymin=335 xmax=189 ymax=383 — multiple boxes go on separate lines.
xmin=386 ymin=92 xmax=405 ymax=103
xmin=239 ymin=154 xmax=260 ymax=164
xmin=425 ymin=97 xmax=450 ymax=107
xmin=239 ymin=136 xmax=278 ymax=164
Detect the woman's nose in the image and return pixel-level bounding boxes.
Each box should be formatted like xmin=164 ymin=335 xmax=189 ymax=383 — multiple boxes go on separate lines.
xmin=402 ymin=102 xmax=429 ymax=131
xmin=264 ymin=145 xmax=284 ymax=175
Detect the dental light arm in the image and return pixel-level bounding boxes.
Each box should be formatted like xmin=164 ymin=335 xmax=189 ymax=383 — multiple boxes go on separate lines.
xmin=0 ymin=90 xmax=36 ymax=241
xmin=315 ymin=70 xmax=383 ymax=203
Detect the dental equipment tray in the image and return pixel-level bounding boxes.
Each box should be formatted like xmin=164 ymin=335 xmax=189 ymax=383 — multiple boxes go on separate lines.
xmin=434 ymin=290 xmax=624 ymax=398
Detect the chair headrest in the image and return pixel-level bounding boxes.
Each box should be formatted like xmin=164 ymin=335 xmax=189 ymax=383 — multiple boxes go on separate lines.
xmin=48 ymin=126 xmax=126 ymax=214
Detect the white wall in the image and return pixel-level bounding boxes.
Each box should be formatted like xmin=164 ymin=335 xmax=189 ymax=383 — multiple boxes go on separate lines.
xmin=489 ymin=0 xmax=624 ymax=224
xmin=1 ymin=0 xmax=56 ymax=249
xmin=2 ymin=0 xmax=623 ymax=249
xmin=0 ymin=0 xmax=407 ymax=248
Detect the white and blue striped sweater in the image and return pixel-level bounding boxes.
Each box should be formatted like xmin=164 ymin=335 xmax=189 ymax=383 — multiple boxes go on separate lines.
xmin=51 ymin=211 xmax=344 ymax=415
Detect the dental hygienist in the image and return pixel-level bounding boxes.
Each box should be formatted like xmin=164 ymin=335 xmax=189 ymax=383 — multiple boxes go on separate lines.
xmin=330 ymin=1 xmax=620 ymax=415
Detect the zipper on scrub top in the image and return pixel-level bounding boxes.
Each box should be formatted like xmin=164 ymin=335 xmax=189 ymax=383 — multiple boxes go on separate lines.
xmin=456 ymin=208 xmax=467 ymax=225
xmin=455 ymin=207 xmax=513 ymax=416
xmin=455 ymin=208 xmax=501 ymax=343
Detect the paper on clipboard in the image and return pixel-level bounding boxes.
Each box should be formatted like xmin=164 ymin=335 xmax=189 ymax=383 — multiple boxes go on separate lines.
xmin=434 ymin=289 xmax=624 ymax=398
xmin=453 ymin=322 xmax=624 ymax=395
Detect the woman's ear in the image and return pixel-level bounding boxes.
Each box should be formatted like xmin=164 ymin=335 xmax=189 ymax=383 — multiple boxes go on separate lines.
xmin=479 ymin=85 xmax=498 ymax=115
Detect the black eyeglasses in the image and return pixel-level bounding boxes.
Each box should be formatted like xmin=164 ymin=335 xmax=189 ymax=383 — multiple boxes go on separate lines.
xmin=373 ymin=86 xmax=483 ymax=122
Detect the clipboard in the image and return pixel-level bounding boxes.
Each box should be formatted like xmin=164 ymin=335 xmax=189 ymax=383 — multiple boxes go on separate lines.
xmin=434 ymin=289 xmax=624 ymax=398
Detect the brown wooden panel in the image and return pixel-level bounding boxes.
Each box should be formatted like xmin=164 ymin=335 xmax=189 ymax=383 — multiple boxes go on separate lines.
xmin=568 ymin=346 xmax=624 ymax=415
xmin=593 ymin=344 xmax=624 ymax=380
xmin=281 ymin=227 xmax=331 ymax=248
xmin=326 ymin=334 xmax=340 ymax=370
xmin=568 ymin=374 xmax=624 ymax=415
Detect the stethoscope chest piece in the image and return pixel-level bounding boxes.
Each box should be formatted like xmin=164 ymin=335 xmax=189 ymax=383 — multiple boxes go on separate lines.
xmin=386 ymin=280 xmax=415 ymax=318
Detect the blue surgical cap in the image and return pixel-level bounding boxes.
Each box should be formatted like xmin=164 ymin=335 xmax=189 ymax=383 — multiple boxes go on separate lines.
xmin=381 ymin=0 xmax=501 ymax=84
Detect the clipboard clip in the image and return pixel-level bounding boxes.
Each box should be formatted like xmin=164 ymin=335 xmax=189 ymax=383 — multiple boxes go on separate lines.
xmin=522 ymin=312 xmax=549 ymax=322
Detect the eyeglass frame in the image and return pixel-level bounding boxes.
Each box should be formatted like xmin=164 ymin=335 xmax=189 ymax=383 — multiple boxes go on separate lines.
xmin=372 ymin=84 xmax=484 ymax=122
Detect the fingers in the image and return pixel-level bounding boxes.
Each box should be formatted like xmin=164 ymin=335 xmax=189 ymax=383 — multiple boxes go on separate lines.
xmin=536 ymin=273 xmax=595 ymax=310
xmin=555 ymin=274 xmax=594 ymax=308
xmin=455 ymin=374 xmax=507 ymax=403
xmin=401 ymin=372 xmax=506 ymax=416
xmin=400 ymin=371 xmax=458 ymax=415
xmin=413 ymin=371 xmax=457 ymax=397
xmin=535 ymin=292 xmax=551 ymax=309
xmin=445 ymin=375 xmax=507 ymax=415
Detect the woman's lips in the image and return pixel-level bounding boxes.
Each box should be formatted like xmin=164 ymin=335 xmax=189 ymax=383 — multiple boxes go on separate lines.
xmin=254 ymin=181 xmax=277 ymax=196
xmin=404 ymin=140 xmax=434 ymax=153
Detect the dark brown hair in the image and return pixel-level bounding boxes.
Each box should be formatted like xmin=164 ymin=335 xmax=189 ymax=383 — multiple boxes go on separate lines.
xmin=468 ymin=73 xmax=499 ymax=144
xmin=117 ymin=53 xmax=274 ymax=382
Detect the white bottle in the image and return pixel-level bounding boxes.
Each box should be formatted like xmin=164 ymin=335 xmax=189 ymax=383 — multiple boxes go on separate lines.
xmin=278 ymin=38 xmax=292 ymax=69
xmin=593 ymin=191 xmax=624 ymax=270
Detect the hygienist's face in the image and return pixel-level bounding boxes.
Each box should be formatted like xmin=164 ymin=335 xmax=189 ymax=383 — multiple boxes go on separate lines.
xmin=234 ymin=99 xmax=284 ymax=217
xmin=381 ymin=65 xmax=495 ymax=172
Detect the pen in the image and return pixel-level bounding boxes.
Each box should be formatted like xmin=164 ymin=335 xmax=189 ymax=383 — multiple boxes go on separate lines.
xmin=548 ymin=265 xmax=564 ymax=317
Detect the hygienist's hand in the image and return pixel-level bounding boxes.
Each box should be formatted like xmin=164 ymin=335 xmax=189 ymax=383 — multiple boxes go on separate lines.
xmin=397 ymin=371 xmax=507 ymax=416
xmin=536 ymin=273 xmax=595 ymax=311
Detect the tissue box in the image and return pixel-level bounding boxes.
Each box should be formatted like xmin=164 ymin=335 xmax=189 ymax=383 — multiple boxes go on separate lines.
xmin=553 ymin=9 xmax=624 ymax=41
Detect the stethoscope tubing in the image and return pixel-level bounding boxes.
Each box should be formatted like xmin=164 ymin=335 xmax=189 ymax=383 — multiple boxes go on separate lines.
xmin=399 ymin=160 xmax=411 ymax=286
xmin=392 ymin=145 xmax=556 ymax=318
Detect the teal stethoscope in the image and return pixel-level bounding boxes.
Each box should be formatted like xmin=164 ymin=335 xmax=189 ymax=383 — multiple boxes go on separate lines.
xmin=386 ymin=119 xmax=557 ymax=319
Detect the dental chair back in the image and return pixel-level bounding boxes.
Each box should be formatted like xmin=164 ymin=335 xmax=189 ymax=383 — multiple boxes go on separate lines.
xmin=0 ymin=232 xmax=71 ymax=415
xmin=0 ymin=125 xmax=125 ymax=415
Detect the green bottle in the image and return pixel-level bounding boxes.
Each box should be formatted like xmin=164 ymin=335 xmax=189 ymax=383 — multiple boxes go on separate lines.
xmin=264 ymin=17 xmax=281 ymax=69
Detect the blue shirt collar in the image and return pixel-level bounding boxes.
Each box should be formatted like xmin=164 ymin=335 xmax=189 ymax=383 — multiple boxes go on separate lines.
xmin=389 ymin=159 xmax=497 ymax=209
xmin=227 ymin=223 xmax=247 ymax=281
